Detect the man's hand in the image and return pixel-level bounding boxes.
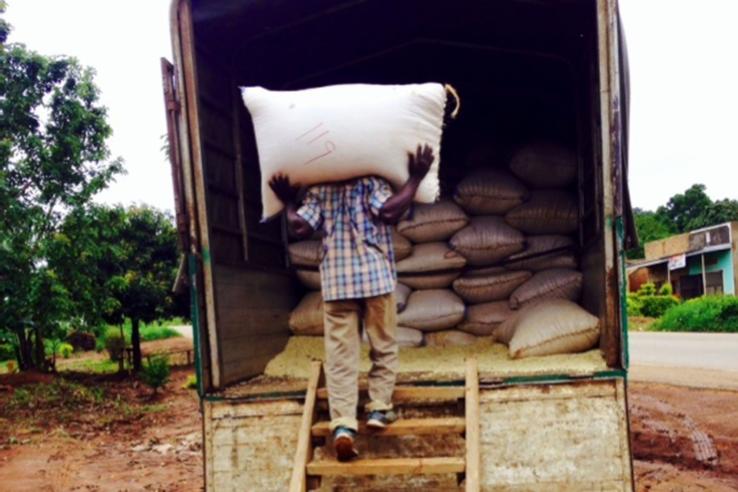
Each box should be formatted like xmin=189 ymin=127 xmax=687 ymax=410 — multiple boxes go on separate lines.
xmin=269 ymin=173 xmax=299 ymax=204
xmin=408 ymin=144 xmax=434 ymax=181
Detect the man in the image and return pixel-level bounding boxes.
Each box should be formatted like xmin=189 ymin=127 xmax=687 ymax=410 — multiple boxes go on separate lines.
xmin=269 ymin=144 xmax=434 ymax=461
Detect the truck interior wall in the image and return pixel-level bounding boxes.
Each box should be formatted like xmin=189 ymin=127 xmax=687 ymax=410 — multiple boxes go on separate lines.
xmin=189 ymin=0 xmax=620 ymax=387
xmin=194 ymin=45 xmax=298 ymax=386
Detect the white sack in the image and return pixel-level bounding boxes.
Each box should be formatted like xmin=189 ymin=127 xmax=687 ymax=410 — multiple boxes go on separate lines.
xmin=241 ymin=83 xmax=447 ymax=219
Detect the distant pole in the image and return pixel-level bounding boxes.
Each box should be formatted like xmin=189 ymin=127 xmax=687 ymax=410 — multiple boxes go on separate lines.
xmin=701 ymin=254 xmax=708 ymax=296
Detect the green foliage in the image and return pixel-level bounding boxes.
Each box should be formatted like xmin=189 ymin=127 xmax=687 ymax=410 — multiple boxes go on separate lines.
xmin=0 ymin=15 xmax=122 ymax=370
xmin=141 ymin=356 xmax=171 ymax=394
xmin=7 ymin=378 xmax=105 ymax=412
xmin=655 ymin=295 xmax=738 ymax=333
xmin=627 ymin=185 xmax=738 ymax=259
xmin=627 ymin=209 xmax=675 ymax=259
xmin=658 ymin=283 xmax=673 ymax=296
xmin=104 ymin=327 xmax=125 ymax=362
xmin=0 ymin=342 xmax=14 ymax=361
xmin=637 ymin=282 xmax=657 ymax=297
xmin=58 ymin=343 xmax=74 ymax=359
xmin=626 ymin=293 xmax=643 ymax=317
xmin=627 ymin=282 xmax=680 ymax=318
xmin=182 ymin=374 xmax=198 ymax=390
xmin=656 ymin=184 xmax=713 ymax=233
xmin=639 ymin=295 xmax=680 ymax=318
xmin=137 ymin=325 xmax=181 ymax=342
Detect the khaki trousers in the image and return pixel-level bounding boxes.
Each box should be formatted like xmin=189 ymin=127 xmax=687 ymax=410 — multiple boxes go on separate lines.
xmin=323 ymin=293 xmax=398 ymax=432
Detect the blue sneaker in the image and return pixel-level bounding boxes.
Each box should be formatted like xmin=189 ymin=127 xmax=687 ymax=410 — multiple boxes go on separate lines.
xmin=366 ymin=410 xmax=398 ymax=430
xmin=333 ymin=426 xmax=359 ymax=461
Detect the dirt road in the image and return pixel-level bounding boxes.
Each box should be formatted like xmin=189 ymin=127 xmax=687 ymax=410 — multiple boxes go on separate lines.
xmin=3 ymin=368 xmax=738 ymax=490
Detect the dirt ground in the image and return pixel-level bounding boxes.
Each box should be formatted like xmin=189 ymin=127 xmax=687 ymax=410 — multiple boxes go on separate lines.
xmin=2 ymin=361 xmax=738 ymax=491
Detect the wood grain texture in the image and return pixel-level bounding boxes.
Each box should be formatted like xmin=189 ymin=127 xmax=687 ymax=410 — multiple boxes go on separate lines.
xmin=289 ymin=361 xmax=322 ymax=492
xmin=465 ymin=358 xmax=480 ymax=492
xmin=307 ymin=457 xmax=466 ymax=477
xmin=311 ymin=418 xmax=466 ymax=437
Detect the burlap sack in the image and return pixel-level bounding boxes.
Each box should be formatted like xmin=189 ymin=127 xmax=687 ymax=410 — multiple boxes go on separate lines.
xmin=508 ymin=299 xmax=600 ymax=358
xmin=397 ymin=200 xmax=469 ymax=243
xmin=509 ymin=268 xmax=583 ymax=309
xmin=399 ymin=271 xmax=462 ymax=290
xmin=397 ymin=242 xmax=466 ymax=289
xmin=295 ymin=269 xmax=321 ymax=290
xmin=458 ymin=301 xmax=515 ymax=336
xmin=505 ymin=235 xmax=578 ymax=271
xmin=453 ymin=170 xmax=529 ymax=215
xmin=288 ymin=292 xmax=323 ymax=335
xmin=505 ymin=191 xmax=578 ymax=235
xmin=494 ymin=314 xmax=518 ymax=345
xmin=288 ymin=240 xmax=323 ymax=268
xmin=509 ymin=141 xmax=577 ymax=188
xmin=396 ymin=283 xmax=412 ymax=313
xmin=398 ymin=290 xmax=465 ymax=331
xmin=392 ymin=229 xmax=413 ymax=261
xmin=362 ymin=326 xmax=423 ymax=348
xmin=424 ymin=330 xmax=478 ymax=347
xmin=452 ymin=269 xmax=532 ymax=304
xmin=397 ymin=242 xmax=467 ymax=273
xmin=450 ymin=217 xmax=525 ymax=266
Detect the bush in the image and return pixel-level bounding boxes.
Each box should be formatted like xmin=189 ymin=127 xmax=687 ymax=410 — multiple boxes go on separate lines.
xmin=105 ymin=328 xmax=126 ymax=362
xmin=0 ymin=343 xmax=15 ymax=361
xmin=639 ymin=295 xmax=680 ymax=318
xmin=66 ymin=331 xmax=97 ymax=352
xmin=626 ymin=293 xmax=643 ymax=316
xmin=141 ymin=356 xmax=171 ymax=394
xmin=58 ymin=343 xmax=74 ymax=359
xmin=655 ymin=295 xmax=738 ymax=333
xmin=627 ymin=282 xmax=679 ymax=318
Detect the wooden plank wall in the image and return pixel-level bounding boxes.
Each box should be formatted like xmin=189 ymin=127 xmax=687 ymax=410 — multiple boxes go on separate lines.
xmin=196 ymin=49 xmax=297 ymax=386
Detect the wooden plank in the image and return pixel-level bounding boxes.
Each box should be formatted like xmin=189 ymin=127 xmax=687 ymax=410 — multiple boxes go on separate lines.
xmin=311 ymin=418 xmax=466 ymax=437
xmin=317 ymin=385 xmax=464 ymax=402
xmin=465 ymin=358 xmax=480 ymax=492
xmin=288 ymin=361 xmax=322 ymax=492
xmin=307 ymin=457 xmax=465 ymax=477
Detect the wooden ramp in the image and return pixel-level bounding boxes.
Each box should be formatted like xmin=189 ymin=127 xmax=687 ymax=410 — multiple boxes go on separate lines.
xmin=289 ymin=359 xmax=480 ymax=491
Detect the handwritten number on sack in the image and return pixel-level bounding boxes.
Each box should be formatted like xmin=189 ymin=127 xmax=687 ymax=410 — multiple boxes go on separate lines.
xmin=295 ymin=122 xmax=336 ymax=166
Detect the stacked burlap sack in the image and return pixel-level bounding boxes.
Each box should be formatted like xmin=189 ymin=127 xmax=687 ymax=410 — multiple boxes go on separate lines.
xmin=288 ymin=141 xmax=600 ymax=358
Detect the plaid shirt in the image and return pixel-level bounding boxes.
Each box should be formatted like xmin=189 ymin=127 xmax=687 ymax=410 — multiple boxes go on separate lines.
xmin=297 ymin=176 xmax=396 ymax=301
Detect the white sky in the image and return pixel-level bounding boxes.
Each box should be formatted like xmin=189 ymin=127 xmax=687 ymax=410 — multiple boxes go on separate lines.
xmin=6 ymin=0 xmax=738 ymax=214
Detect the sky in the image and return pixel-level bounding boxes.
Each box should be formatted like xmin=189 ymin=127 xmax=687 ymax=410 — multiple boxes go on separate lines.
xmin=5 ymin=0 xmax=738 ymax=213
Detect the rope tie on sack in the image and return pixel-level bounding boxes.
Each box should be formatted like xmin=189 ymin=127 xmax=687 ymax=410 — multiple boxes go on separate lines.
xmin=444 ymin=83 xmax=461 ymax=119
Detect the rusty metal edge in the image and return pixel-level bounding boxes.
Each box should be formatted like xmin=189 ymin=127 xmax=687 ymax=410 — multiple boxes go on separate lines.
xmin=175 ymin=0 xmax=223 ymax=389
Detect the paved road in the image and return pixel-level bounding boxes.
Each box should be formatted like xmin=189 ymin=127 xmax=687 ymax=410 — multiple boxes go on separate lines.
xmin=629 ymin=332 xmax=738 ymax=372
xmin=629 ymin=332 xmax=738 ymax=390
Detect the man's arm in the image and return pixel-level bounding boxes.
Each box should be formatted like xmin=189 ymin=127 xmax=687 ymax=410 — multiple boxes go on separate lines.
xmin=378 ymin=144 xmax=435 ymax=224
xmin=269 ymin=174 xmax=315 ymax=239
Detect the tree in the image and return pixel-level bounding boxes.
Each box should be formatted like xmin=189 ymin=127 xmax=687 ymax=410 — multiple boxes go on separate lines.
xmin=113 ymin=207 xmax=180 ymax=372
xmin=0 ymin=6 xmax=123 ymax=370
xmin=694 ymin=198 xmax=738 ymax=229
xmin=656 ymin=184 xmax=712 ymax=233
xmin=626 ymin=208 xmax=674 ymax=259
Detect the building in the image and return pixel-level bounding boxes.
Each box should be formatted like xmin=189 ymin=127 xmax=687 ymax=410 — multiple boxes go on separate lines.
xmin=627 ymin=222 xmax=738 ymax=298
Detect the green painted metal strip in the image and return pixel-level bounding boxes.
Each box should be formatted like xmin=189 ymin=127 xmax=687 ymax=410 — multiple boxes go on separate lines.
xmin=188 ymin=254 xmax=205 ymax=398
xmin=615 ymin=215 xmax=630 ymax=370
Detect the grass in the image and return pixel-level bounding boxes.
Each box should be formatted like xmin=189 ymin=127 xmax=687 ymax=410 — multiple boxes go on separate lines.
xmin=628 ymin=316 xmax=657 ymax=332
xmin=96 ymin=318 xmax=185 ymax=351
xmin=60 ymin=358 xmax=120 ymax=375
